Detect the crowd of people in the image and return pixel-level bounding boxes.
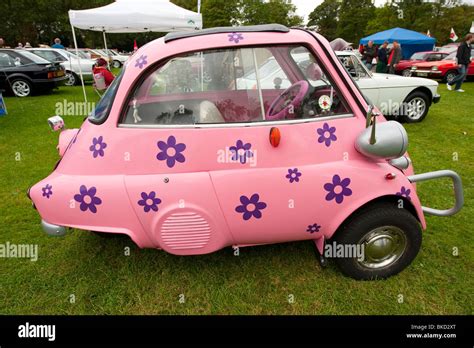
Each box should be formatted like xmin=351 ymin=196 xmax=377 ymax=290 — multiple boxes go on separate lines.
xmin=360 ymin=40 xmax=402 ymax=74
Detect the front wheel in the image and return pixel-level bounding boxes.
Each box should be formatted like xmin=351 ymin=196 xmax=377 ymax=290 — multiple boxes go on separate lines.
xmin=401 ymin=91 xmax=430 ymax=123
xmin=402 ymin=69 xmax=412 ymax=77
xmin=334 ymin=203 xmax=422 ymax=280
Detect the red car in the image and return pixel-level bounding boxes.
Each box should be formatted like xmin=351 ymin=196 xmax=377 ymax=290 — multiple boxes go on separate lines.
xmin=411 ymin=50 xmax=474 ymax=83
xmin=395 ymin=51 xmax=450 ymax=76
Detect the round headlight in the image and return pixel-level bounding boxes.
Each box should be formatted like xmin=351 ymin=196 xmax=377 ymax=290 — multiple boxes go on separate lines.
xmin=431 ymin=66 xmax=438 ymax=71
xmin=411 ymin=66 xmax=417 ymax=70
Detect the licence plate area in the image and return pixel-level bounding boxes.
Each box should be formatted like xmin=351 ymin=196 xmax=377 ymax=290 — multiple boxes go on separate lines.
xmin=417 ymin=72 xmax=428 ymax=77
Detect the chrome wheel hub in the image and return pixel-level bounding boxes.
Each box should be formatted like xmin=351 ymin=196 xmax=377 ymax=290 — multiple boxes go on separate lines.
xmin=12 ymin=81 xmax=30 ymax=97
xmin=406 ymin=97 xmax=426 ymax=120
xmin=358 ymin=226 xmax=407 ymax=269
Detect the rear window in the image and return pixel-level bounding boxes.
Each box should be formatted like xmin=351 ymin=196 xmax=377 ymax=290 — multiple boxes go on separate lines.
xmin=17 ymin=51 xmax=51 ymax=64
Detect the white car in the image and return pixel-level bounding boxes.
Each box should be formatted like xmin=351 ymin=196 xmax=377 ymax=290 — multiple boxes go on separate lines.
xmin=95 ymin=49 xmax=129 ymax=68
xmin=237 ymin=50 xmax=440 ymax=123
xmin=26 ymin=48 xmax=96 ymax=86
xmin=336 ymin=51 xmax=440 ymax=122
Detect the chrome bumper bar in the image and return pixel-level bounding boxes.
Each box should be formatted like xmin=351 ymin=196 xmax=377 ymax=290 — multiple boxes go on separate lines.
xmin=41 ymin=220 xmax=67 ymax=236
xmin=408 ymin=170 xmax=464 ymax=217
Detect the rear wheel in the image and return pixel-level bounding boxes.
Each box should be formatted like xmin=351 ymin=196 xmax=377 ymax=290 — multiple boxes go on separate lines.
xmin=444 ymin=70 xmax=458 ymax=84
xmin=65 ymin=71 xmax=77 ymax=86
xmin=401 ymin=91 xmax=430 ymax=123
xmin=334 ymin=203 xmax=422 ymax=280
xmin=112 ymin=60 xmax=122 ymax=69
xmin=10 ymin=79 xmax=32 ymax=97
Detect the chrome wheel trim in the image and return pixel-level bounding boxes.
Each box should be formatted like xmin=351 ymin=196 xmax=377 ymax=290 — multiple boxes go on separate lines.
xmin=357 ymin=226 xmax=407 ymax=269
xmin=12 ymin=80 xmax=30 ymax=97
xmin=406 ymin=97 xmax=426 ymax=120
xmin=446 ymin=73 xmax=457 ymax=83
xmin=113 ymin=60 xmax=121 ymax=68
xmin=402 ymin=69 xmax=412 ymax=77
xmin=65 ymin=72 xmax=76 ymax=86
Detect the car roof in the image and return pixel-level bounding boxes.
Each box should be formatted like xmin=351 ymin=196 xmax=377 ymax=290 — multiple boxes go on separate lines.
xmin=164 ymin=24 xmax=289 ymax=43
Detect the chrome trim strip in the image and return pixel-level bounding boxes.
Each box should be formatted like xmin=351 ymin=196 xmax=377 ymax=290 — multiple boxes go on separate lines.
xmin=408 ymin=170 xmax=464 ymax=217
xmin=118 ymin=113 xmax=354 ymax=129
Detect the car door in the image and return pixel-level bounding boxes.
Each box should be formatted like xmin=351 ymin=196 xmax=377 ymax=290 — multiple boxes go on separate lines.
xmin=117 ymin=43 xmax=362 ymax=252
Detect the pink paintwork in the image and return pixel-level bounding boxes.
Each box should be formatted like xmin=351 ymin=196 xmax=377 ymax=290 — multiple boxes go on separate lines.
xmin=30 ymin=27 xmax=429 ymax=258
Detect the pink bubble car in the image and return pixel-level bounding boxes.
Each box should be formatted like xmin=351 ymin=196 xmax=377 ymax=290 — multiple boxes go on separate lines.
xmin=29 ymin=25 xmax=464 ymax=279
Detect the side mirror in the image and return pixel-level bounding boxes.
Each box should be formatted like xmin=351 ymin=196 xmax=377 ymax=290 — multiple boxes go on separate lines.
xmin=48 ymin=115 xmax=65 ymax=132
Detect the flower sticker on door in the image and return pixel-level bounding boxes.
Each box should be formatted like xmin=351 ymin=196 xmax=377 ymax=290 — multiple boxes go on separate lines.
xmin=396 ymin=186 xmax=412 ymax=201
xmin=286 ymin=168 xmax=302 ymax=183
xmin=235 ymin=194 xmax=267 ymax=221
xmin=229 ymin=140 xmax=253 ymax=164
xmin=317 ymin=123 xmax=337 ymax=147
xmin=157 ymin=136 xmax=186 ymax=168
xmin=90 ymin=136 xmax=107 ymax=158
xmin=74 ymin=185 xmax=102 ymax=213
xmin=324 ymin=175 xmax=352 ymax=204
xmin=137 ymin=191 xmax=162 ymax=213
xmin=307 ymin=223 xmax=321 ymax=234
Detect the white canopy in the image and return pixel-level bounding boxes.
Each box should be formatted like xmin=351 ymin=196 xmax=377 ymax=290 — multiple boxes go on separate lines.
xmin=69 ymin=0 xmax=202 ymax=33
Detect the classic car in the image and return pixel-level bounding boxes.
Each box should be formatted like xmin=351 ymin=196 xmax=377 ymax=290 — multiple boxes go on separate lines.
xmin=410 ymin=49 xmax=474 ymax=83
xmin=337 ymin=51 xmax=441 ymax=122
xmin=28 ymin=25 xmax=463 ymax=280
xmin=95 ymin=49 xmax=130 ymax=68
xmin=0 ymin=49 xmax=67 ymax=97
xmin=26 ymin=48 xmax=96 ymax=86
xmin=395 ymin=51 xmax=450 ymax=76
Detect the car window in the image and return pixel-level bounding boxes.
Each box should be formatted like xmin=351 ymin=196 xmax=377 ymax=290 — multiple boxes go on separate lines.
xmin=0 ymin=52 xmax=16 ymax=67
xmin=411 ymin=52 xmax=427 ymax=60
xmin=30 ymin=50 xmax=66 ymax=62
xmin=120 ymin=45 xmax=351 ymax=126
xmin=337 ymin=54 xmax=369 ymax=79
xmin=18 ymin=51 xmax=50 ymax=64
xmin=88 ymin=69 xmax=124 ymax=124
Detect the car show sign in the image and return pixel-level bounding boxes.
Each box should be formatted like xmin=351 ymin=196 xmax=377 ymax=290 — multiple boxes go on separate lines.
xmin=0 ymin=92 xmax=7 ymax=116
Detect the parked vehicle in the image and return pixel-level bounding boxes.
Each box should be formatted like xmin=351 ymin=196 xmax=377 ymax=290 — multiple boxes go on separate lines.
xmin=411 ymin=49 xmax=474 ymax=83
xmin=0 ymin=49 xmax=66 ymax=97
xmin=26 ymin=48 xmax=95 ymax=86
xmin=337 ymin=51 xmax=440 ymax=122
xmin=95 ymin=49 xmax=129 ymax=68
xmin=29 ymin=25 xmax=463 ymax=280
xmin=395 ymin=51 xmax=450 ymax=76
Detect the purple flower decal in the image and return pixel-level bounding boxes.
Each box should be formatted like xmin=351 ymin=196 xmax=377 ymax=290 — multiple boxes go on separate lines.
xmin=235 ymin=194 xmax=267 ymax=221
xmin=74 ymin=185 xmax=102 ymax=213
xmin=135 ymin=55 xmax=148 ymax=69
xmin=138 ymin=191 xmax=162 ymax=213
xmin=157 ymin=136 xmax=186 ymax=168
xmin=396 ymin=186 xmax=412 ymax=201
xmin=42 ymin=184 xmax=53 ymax=199
xmin=307 ymin=223 xmax=321 ymax=234
xmin=89 ymin=136 xmax=107 ymax=158
xmin=317 ymin=123 xmax=337 ymax=147
xmin=228 ymin=33 xmax=244 ymax=44
xmin=324 ymin=175 xmax=352 ymax=204
xmin=229 ymin=140 xmax=253 ymax=164
xmin=286 ymin=168 xmax=302 ymax=183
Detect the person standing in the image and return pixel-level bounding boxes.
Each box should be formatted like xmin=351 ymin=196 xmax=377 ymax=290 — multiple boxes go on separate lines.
xmin=376 ymin=41 xmax=389 ymax=73
xmin=447 ymin=33 xmax=473 ymax=92
xmin=362 ymin=40 xmax=377 ymax=70
xmin=387 ymin=41 xmax=402 ymax=74
xmin=0 ymin=38 xmax=4 ymax=48
xmin=51 ymin=38 xmax=64 ymax=49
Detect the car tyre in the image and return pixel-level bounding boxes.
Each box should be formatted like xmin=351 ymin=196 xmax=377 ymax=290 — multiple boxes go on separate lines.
xmin=112 ymin=60 xmax=122 ymax=69
xmin=334 ymin=203 xmax=422 ymax=280
xmin=10 ymin=78 xmax=33 ymax=97
xmin=444 ymin=70 xmax=458 ymax=84
xmin=65 ymin=71 xmax=78 ymax=86
xmin=401 ymin=91 xmax=430 ymax=123
xmin=402 ymin=69 xmax=412 ymax=77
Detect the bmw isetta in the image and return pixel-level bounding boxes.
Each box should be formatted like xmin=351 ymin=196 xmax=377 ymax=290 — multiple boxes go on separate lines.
xmin=29 ymin=25 xmax=464 ymax=279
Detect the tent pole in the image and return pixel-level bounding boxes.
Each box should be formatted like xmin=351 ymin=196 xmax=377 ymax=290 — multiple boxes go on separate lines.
xmin=197 ymin=0 xmax=201 ymax=14
xmin=103 ymin=30 xmax=111 ymax=70
xmin=70 ymin=23 xmax=87 ymax=104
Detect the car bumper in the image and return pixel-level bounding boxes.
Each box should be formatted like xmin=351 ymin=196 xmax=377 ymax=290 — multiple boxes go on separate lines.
xmin=433 ymin=94 xmax=441 ymax=104
xmin=410 ymin=70 xmax=443 ymax=79
xmin=34 ymin=76 xmax=68 ymax=88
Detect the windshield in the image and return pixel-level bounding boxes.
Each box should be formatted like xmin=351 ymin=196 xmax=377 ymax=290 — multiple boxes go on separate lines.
xmin=16 ymin=51 xmax=51 ymax=64
xmin=89 ymin=68 xmax=124 ymax=124
xmin=410 ymin=52 xmax=428 ymax=60
xmin=446 ymin=52 xmax=456 ymax=60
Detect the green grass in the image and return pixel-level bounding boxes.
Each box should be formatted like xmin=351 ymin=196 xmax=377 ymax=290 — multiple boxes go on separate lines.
xmin=0 ymin=82 xmax=472 ymax=315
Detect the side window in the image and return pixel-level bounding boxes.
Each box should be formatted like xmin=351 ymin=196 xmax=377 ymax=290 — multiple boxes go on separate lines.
xmin=336 ymin=54 xmax=368 ymax=79
xmin=121 ymin=45 xmax=351 ymax=126
xmin=0 ymin=53 xmax=15 ymax=67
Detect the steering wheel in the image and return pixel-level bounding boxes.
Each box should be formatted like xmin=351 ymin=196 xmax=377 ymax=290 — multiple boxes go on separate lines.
xmin=266 ymin=81 xmax=310 ymax=121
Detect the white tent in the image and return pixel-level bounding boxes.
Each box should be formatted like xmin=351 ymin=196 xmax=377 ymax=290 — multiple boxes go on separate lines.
xmin=68 ymin=0 xmax=203 ymax=103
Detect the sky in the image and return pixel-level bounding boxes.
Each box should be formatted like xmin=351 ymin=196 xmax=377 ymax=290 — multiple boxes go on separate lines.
xmin=292 ymin=0 xmax=474 ymax=24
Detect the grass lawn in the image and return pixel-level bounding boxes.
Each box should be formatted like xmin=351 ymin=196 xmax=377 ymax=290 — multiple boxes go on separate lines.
xmin=0 ymin=81 xmax=472 ymax=315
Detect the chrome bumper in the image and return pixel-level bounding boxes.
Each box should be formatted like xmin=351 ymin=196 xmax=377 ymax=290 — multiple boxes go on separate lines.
xmin=41 ymin=220 xmax=67 ymax=236
xmin=408 ymin=170 xmax=464 ymax=217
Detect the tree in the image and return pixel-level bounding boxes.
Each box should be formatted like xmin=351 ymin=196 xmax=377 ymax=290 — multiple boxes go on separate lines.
xmin=201 ymin=0 xmax=240 ymax=27
xmin=337 ymin=0 xmax=375 ymax=44
xmin=307 ymin=0 xmax=341 ymax=41
xmin=237 ymin=0 xmax=302 ymax=27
